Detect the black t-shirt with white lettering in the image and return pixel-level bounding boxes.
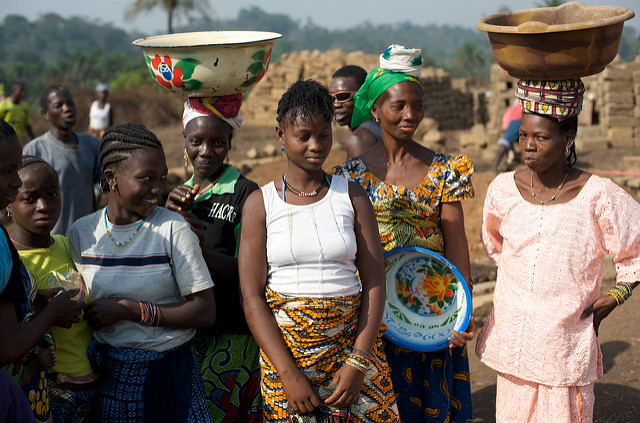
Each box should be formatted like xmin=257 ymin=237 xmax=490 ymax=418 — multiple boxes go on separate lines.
xmin=190 ymin=171 xmax=258 ymax=335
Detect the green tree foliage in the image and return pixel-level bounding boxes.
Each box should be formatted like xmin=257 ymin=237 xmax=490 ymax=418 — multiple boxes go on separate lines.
xmin=125 ymin=0 xmax=212 ymax=34
xmin=453 ymin=41 xmax=488 ymax=81
xmin=0 ymin=6 xmax=638 ymax=103
xmin=0 ymin=13 xmax=143 ymax=102
xmin=536 ymin=0 xmax=564 ymax=7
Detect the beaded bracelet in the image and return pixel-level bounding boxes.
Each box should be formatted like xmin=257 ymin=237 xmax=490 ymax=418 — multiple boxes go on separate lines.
xmin=352 ymin=347 xmax=372 ymax=360
xmin=607 ymin=282 xmax=633 ymax=306
xmin=138 ymin=301 xmax=160 ymax=326
xmin=345 ymin=357 xmax=368 ymax=374
xmin=349 ymin=353 xmax=372 ymax=369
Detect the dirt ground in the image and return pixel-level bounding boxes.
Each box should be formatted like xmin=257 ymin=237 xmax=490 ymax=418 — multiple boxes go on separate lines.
xmin=31 ymin=88 xmax=640 ymax=422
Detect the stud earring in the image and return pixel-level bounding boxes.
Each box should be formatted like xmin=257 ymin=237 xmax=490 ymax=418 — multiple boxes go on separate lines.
xmin=5 ymin=209 xmax=12 ymax=220
xmin=375 ymin=118 xmax=380 ymax=124
xmin=565 ymin=147 xmax=570 ymax=157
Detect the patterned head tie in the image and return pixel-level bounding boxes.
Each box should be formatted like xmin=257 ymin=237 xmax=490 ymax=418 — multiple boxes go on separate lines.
xmin=351 ymin=45 xmax=422 ymax=129
xmin=515 ymin=79 xmax=585 ymax=120
xmin=182 ymin=94 xmax=244 ymax=138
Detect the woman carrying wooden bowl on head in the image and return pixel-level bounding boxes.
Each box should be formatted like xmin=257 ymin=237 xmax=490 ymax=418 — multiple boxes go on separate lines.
xmin=475 ymin=79 xmax=640 ymax=422
xmin=331 ymin=45 xmax=476 ymax=423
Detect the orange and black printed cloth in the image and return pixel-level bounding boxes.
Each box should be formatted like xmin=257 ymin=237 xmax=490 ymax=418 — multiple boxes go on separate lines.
xmin=260 ymin=288 xmax=400 ymax=423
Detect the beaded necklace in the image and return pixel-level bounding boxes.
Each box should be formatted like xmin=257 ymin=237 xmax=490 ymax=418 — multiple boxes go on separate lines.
xmin=281 ymin=172 xmax=330 ymax=201
xmin=103 ymin=206 xmax=145 ymax=247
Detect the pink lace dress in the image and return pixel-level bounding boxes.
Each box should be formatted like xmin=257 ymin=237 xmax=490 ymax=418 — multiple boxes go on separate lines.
xmin=476 ymin=172 xmax=640 ymax=387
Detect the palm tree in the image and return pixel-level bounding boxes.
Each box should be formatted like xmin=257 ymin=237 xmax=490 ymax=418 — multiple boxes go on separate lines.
xmin=125 ymin=0 xmax=212 ymax=34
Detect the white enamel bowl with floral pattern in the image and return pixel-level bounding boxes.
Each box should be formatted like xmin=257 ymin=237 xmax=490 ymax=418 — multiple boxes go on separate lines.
xmin=133 ymin=31 xmax=281 ymax=97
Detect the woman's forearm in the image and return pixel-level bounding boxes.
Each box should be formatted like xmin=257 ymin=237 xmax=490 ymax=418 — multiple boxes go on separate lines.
xmin=243 ymin=294 xmax=300 ymax=381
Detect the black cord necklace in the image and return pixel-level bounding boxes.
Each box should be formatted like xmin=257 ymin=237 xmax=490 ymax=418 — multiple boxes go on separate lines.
xmin=281 ymin=172 xmax=330 ymax=199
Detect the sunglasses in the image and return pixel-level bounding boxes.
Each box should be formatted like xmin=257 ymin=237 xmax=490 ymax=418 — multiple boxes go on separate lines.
xmin=330 ymin=91 xmax=356 ymax=103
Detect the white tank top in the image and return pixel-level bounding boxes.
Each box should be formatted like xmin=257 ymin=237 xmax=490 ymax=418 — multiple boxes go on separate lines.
xmin=262 ymin=175 xmax=359 ymax=297
xmin=89 ymin=101 xmax=111 ymax=130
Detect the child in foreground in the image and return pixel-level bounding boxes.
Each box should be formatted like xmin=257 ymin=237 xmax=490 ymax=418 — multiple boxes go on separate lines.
xmin=8 ymin=156 xmax=97 ymax=422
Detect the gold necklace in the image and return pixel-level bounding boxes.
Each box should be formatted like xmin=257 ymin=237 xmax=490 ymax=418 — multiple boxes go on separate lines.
xmin=193 ymin=168 xmax=227 ymax=201
xmin=530 ymin=169 xmax=570 ymax=205
xmin=11 ymin=237 xmax=54 ymax=255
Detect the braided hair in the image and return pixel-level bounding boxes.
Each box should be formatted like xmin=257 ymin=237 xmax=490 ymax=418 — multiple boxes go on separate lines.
xmin=276 ymin=79 xmax=334 ymax=128
xmin=99 ymin=123 xmax=164 ymax=190
xmin=0 ymin=119 xmax=18 ymax=142
xmin=18 ymin=155 xmax=59 ymax=181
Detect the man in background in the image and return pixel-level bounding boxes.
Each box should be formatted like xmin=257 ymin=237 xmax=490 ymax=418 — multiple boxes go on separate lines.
xmin=329 ymin=65 xmax=381 ymax=159
xmin=0 ymin=82 xmax=34 ymax=145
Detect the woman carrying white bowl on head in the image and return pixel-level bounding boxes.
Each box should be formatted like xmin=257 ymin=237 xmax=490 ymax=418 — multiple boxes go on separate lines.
xmin=165 ymin=95 xmax=263 ymax=422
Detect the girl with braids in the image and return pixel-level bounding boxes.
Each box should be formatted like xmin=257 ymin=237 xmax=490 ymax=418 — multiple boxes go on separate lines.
xmin=8 ymin=156 xmax=97 ymax=422
xmin=476 ymin=80 xmax=640 ymax=422
xmin=0 ymin=120 xmax=84 ymax=423
xmin=239 ymin=80 xmax=399 ymax=422
xmin=67 ymin=123 xmax=215 ymax=423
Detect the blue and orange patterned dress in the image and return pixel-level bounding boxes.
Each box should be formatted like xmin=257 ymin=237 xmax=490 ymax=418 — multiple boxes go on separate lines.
xmin=331 ymin=152 xmax=474 ymax=423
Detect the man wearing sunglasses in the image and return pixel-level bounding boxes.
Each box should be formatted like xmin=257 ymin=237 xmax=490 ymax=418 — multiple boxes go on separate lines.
xmin=329 ymin=65 xmax=381 ymax=159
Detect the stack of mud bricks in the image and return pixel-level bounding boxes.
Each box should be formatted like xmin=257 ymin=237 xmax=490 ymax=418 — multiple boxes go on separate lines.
xmin=420 ymin=70 xmax=475 ymax=131
xmin=587 ymin=55 xmax=640 ymax=147
xmin=486 ymin=64 xmax=519 ymax=142
xmin=242 ymin=49 xmax=479 ymax=132
xmin=242 ymin=49 xmax=378 ymax=126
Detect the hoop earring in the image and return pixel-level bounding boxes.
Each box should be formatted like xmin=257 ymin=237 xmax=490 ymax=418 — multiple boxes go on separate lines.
xmin=5 ymin=209 xmax=12 ymax=220
xmin=184 ymin=149 xmax=189 ymax=169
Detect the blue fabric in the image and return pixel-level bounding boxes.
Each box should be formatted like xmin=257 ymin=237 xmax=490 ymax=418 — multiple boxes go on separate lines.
xmin=383 ymin=340 xmax=473 ymax=423
xmin=49 ymin=378 xmax=96 ymax=423
xmin=0 ymin=229 xmax=13 ymax=294
xmin=88 ymin=340 xmax=212 ymax=423
xmin=502 ymin=119 xmax=521 ymax=145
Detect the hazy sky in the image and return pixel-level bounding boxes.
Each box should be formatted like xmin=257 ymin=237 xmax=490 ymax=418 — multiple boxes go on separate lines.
xmin=2 ymin=0 xmax=638 ymax=34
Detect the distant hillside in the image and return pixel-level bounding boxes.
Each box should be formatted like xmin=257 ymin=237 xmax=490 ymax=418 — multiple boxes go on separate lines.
xmin=1 ymin=7 xmax=639 ymax=102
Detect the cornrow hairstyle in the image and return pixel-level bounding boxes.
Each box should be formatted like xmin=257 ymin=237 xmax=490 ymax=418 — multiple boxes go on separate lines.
xmin=18 ymin=155 xmax=59 ymax=180
xmin=276 ymin=79 xmax=334 ymax=128
xmin=332 ymin=65 xmax=367 ymax=87
xmin=0 ymin=119 xmax=18 ymax=141
xmin=40 ymin=84 xmax=68 ymax=110
xmin=99 ymin=123 xmax=164 ymax=190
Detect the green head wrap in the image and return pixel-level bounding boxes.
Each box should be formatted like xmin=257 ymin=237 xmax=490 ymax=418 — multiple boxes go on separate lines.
xmin=350 ymin=45 xmax=422 ymax=129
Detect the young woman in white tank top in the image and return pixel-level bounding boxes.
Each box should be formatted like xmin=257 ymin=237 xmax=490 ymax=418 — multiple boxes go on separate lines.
xmin=239 ymin=80 xmax=399 ymax=422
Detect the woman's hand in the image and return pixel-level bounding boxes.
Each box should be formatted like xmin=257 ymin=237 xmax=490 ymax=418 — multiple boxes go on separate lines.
xmin=324 ymin=363 xmax=365 ymax=408
xmin=581 ymin=295 xmax=617 ymax=336
xmin=448 ymin=315 xmax=476 ymax=348
xmin=47 ymin=289 xmax=84 ymax=328
xmin=83 ymin=298 xmax=137 ymax=329
xmin=165 ymin=184 xmax=199 ymax=212
xmin=281 ymin=369 xmax=322 ymax=415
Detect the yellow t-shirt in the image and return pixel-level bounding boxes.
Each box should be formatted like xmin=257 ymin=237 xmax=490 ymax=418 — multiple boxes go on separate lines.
xmin=18 ymin=234 xmax=94 ymax=377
